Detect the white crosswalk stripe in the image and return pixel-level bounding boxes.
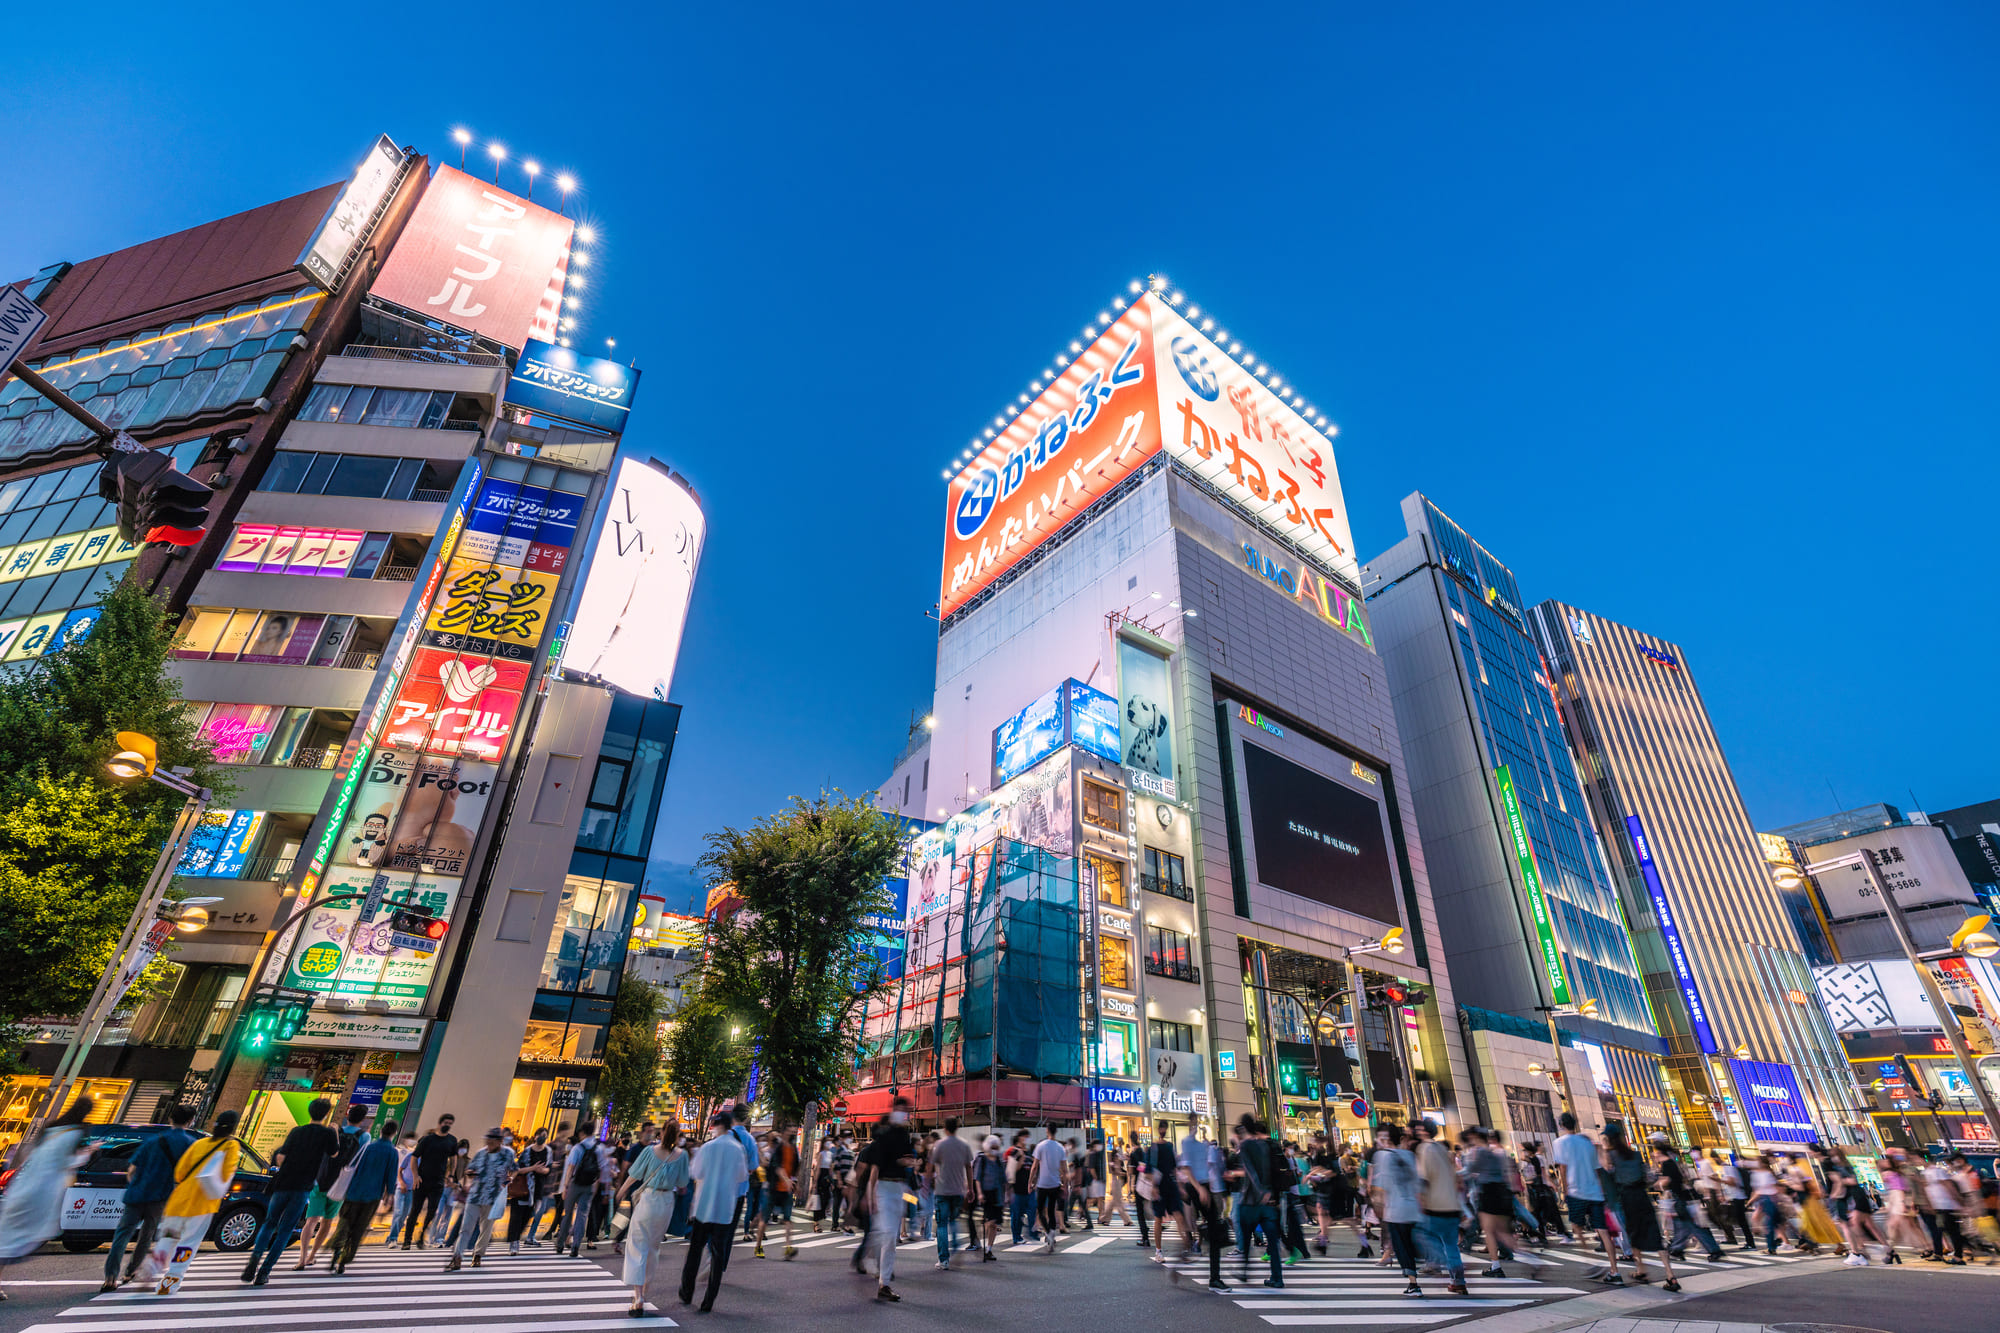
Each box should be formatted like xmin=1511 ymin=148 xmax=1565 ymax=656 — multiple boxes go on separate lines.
xmin=1155 ymin=1256 xmax=1576 ymax=1329
xmin=17 ymin=1248 xmax=670 ymax=1333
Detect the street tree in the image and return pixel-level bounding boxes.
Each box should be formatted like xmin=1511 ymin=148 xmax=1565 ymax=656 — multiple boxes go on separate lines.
xmin=662 ymin=988 xmax=751 ymax=1128
xmin=698 ymin=792 xmax=901 ymax=1127
xmin=600 ymin=978 xmax=666 ymax=1132
xmin=0 ymin=580 xmax=226 ymax=1029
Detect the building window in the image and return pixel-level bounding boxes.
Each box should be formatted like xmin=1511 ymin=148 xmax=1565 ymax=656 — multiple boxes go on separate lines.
xmin=1090 ymin=854 xmax=1127 ymax=908
xmin=1504 ymin=1083 xmax=1557 ymax=1135
xmin=1149 ymin=1019 xmax=1196 ymax=1053
xmin=1145 ymin=925 xmax=1199 ymax=983
xmin=1142 ymin=846 xmax=1191 ymax=900
xmin=1099 ymin=934 xmax=1131 ymax=991
xmin=1081 ymin=778 xmax=1123 ymax=831
xmin=1100 ymin=1018 xmax=1140 ymax=1079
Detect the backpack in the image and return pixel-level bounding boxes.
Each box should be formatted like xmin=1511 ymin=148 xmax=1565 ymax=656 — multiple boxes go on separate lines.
xmin=571 ymin=1143 xmax=602 ymax=1188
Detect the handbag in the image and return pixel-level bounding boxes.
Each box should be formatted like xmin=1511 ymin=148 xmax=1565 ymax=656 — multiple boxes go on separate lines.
xmin=1136 ymin=1172 xmax=1158 ymax=1201
xmin=608 ymin=1198 xmax=634 ymax=1240
xmin=489 ymin=1194 xmax=508 ymax=1221
xmin=327 ymin=1149 xmax=361 ymax=1203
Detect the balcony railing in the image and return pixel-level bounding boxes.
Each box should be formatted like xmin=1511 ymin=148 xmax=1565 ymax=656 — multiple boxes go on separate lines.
xmin=377 ymin=564 xmax=419 ymax=582
xmin=1145 ymin=957 xmax=1201 ymax=984
xmin=1141 ymin=872 xmax=1193 ymax=902
xmin=339 ymin=343 xmax=505 ymax=368
xmin=334 ymin=651 xmax=382 ymax=670
xmin=140 ymin=998 xmax=236 ymax=1051
xmin=225 ymin=854 xmax=296 ymax=882
xmin=410 ymin=489 xmax=451 ymax=503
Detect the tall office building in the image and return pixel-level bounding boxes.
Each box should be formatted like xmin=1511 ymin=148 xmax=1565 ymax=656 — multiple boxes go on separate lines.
xmin=1531 ymin=601 xmax=1868 ymax=1149
xmin=1366 ymin=497 xmax=1668 ymax=1139
xmin=848 ymin=281 xmax=1470 ymax=1148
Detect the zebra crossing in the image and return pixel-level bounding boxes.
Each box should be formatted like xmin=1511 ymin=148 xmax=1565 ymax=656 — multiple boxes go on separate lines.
xmin=1157 ymin=1253 xmax=1569 ymax=1329
xmin=16 ymin=1247 xmax=665 ymax=1333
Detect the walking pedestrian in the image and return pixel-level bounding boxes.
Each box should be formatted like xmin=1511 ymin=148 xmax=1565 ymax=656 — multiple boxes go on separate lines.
xmin=1007 ymin=1131 xmax=1038 ymax=1244
xmin=146 ymin=1109 xmax=243 ymax=1295
xmin=384 ymin=1133 xmax=417 ymax=1244
xmin=531 ymin=1123 xmax=573 ymax=1243
xmin=1461 ymin=1127 xmax=1519 ymax=1276
xmin=829 ymin=1133 xmax=855 ymax=1233
xmin=103 ymin=1105 xmax=196 ymax=1291
xmin=1410 ymin=1120 xmax=1469 ymax=1295
xmin=1653 ymin=1136 xmax=1723 ymax=1262
xmin=1368 ymin=1124 xmax=1424 ymax=1297
xmin=1551 ymin=1111 xmax=1621 ymax=1281
xmin=755 ymin=1127 xmax=801 ymax=1259
xmin=0 ymin=1097 xmax=94 ymax=1299
xmin=558 ymin=1126 xmax=615 ymax=1257
xmin=1604 ymin=1123 xmax=1677 ymax=1289
xmin=620 ymin=1122 xmax=690 ymax=1316
xmin=1031 ymin=1123 xmax=1067 ymax=1252
xmin=929 ymin=1118 xmax=975 ymax=1268
xmin=242 ymin=1098 xmax=338 ymax=1286
xmin=327 ymin=1119 xmax=400 ymax=1275
xmin=445 ymin=1128 xmax=515 ymax=1271
xmin=856 ymin=1095 xmax=919 ymax=1300
xmin=1145 ymin=1128 xmax=1192 ymax=1257
xmin=1180 ymin=1122 xmax=1228 ymax=1290
xmin=400 ymin=1114 xmax=458 ymax=1247
xmin=433 ymin=1137 xmax=471 ymax=1246
xmin=680 ymin=1111 xmax=750 ymax=1311
xmin=974 ymin=1135 xmax=1008 ymax=1259
xmin=1231 ymin=1114 xmax=1287 ymax=1289
xmin=509 ymin=1128 xmax=553 ymax=1253
xmin=1922 ymin=1156 xmax=1970 ymax=1264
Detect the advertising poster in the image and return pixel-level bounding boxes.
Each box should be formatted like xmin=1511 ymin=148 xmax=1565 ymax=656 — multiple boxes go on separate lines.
xmin=1805 ymin=824 xmax=1980 ymax=920
xmin=330 ymin=749 xmax=497 ymax=877
xmin=175 ymin=809 xmax=237 ymax=878
xmin=1242 ymin=742 xmax=1398 ymax=922
xmin=422 ymin=556 xmax=559 ymax=662
xmin=1116 ymin=637 xmax=1177 ymax=797
xmin=1148 ymin=1044 xmax=1211 ymax=1116
xmin=236 ymin=613 xmax=325 ymax=665
xmin=993 ymin=682 xmax=1064 ymax=786
xmin=369 ymin=164 xmax=573 ymax=350
xmin=298 ymin=134 xmax=405 ymax=290
xmin=560 ymin=458 xmax=704 ymax=702
xmin=1627 ymin=815 xmax=1720 ymax=1054
xmin=1066 ymin=679 xmax=1121 ymax=765
xmin=1725 ymin=1058 xmax=1817 ymax=1143
xmin=280 ymin=866 xmax=461 ymax=1010
xmin=210 ymin=810 xmax=267 ymax=879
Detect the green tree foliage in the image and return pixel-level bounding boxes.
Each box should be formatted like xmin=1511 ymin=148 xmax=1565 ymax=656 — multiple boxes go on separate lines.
xmin=699 ymin=793 xmax=901 ymax=1124
xmin=600 ymin=978 xmax=666 ymax=1132
xmin=662 ymin=987 xmax=751 ymax=1129
xmin=0 ymin=580 xmax=226 ymax=1025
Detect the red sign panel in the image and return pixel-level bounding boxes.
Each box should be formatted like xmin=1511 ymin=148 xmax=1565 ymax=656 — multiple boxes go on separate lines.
xmin=383 ymin=648 xmax=531 ymax=762
xmin=371 ymin=165 xmax=573 ymax=350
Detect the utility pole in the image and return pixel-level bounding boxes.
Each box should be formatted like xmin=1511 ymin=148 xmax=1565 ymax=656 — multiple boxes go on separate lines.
xmin=1864 ymin=849 xmax=2000 ymax=1144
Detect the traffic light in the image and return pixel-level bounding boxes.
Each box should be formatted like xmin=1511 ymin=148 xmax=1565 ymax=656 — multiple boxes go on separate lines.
xmin=1365 ymin=983 xmax=1430 ymax=1009
xmin=96 ymin=448 xmax=213 ymax=546
xmin=389 ymin=906 xmax=449 ymax=952
xmin=238 ymin=991 xmax=312 ymax=1056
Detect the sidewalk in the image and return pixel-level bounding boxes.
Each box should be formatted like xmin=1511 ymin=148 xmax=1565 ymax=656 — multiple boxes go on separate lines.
xmin=1441 ymin=1254 xmax=1842 ymax=1333
xmin=1564 ymin=1322 xmax=1772 ymax=1333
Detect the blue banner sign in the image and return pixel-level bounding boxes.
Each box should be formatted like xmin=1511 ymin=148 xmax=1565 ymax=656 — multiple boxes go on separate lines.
xmin=1725 ymin=1058 xmax=1815 ymax=1143
xmin=507 ymin=339 xmax=641 ymax=433
xmin=1626 ymin=814 xmax=1719 ymax=1054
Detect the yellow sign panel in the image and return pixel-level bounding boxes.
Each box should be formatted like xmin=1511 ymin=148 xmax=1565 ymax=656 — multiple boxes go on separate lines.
xmin=0 ymin=542 xmax=47 ymax=582
xmin=422 ymin=557 xmax=559 ymax=651
xmin=3 ymin=612 xmax=67 ymax=661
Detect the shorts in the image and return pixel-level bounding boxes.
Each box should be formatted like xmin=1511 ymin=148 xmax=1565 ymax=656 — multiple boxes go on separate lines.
xmin=305 ymin=1187 xmax=339 ymax=1220
xmin=1565 ymin=1196 xmax=1606 ymax=1231
xmin=981 ymin=1195 xmax=1005 ymax=1224
xmin=764 ymin=1191 xmax=793 ymax=1221
xmin=1475 ymin=1183 xmax=1514 ymax=1217
xmin=1087 ymin=1182 xmax=1105 ymax=1200
xmin=1827 ymin=1195 xmax=1851 ymax=1222
xmin=1156 ymin=1181 xmax=1183 ymax=1213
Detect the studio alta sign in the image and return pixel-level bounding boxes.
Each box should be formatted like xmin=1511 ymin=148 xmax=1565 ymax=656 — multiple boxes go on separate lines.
xmin=1241 ymin=542 xmax=1372 ymax=646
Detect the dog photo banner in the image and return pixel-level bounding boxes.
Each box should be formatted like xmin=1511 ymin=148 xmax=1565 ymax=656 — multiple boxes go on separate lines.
xmin=1116 ymin=634 xmax=1177 ymax=798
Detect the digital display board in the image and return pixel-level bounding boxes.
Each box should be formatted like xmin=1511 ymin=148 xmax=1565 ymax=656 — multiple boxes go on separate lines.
xmin=1725 ymin=1058 xmax=1816 ymax=1143
xmin=1627 ymin=814 xmax=1720 ymax=1054
xmin=508 ymin=339 xmax=642 ymax=433
xmin=1242 ymin=742 xmax=1396 ymax=923
xmin=1067 ymin=679 xmax=1121 ymax=765
xmin=993 ymin=683 xmax=1065 ymax=786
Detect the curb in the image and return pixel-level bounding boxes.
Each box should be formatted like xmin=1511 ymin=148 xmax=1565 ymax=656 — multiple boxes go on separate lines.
xmin=1428 ymin=1255 xmax=1846 ymax=1333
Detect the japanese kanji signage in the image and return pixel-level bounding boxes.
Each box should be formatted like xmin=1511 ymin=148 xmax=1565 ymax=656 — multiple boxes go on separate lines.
xmin=940 ymin=293 xmax=1359 ymax=618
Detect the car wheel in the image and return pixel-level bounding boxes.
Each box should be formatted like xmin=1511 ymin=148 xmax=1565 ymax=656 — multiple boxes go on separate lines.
xmin=212 ymin=1205 xmax=263 ymax=1252
xmin=61 ymin=1234 xmax=103 ymax=1253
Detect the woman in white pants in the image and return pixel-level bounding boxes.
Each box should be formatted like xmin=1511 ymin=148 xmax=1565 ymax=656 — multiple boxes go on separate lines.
xmin=149 ymin=1111 xmax=241 ymax=1295
xmin=618 ymin=1125 xmax=690 ymax=1316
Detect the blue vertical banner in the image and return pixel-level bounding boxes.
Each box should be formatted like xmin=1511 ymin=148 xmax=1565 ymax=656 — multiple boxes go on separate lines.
xmin=1626 ymin=814 xmax=1719 ymax=1054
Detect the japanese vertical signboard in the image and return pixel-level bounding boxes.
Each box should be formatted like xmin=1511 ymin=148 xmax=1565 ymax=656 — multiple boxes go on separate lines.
xmin=1495 ymin=766 xmax=1570 ymax=1005
xmin=1627 ymin=814 xmax=1720 ymax=1054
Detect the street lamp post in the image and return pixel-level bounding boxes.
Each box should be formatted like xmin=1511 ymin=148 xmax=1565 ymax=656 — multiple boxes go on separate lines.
xmin=1533 ymin=997 xmax=1597 ymax=1121
xmin=1335 ymin=930 xmax=1408 ymax=1132
xmin=21 ymin=734 xmax=209 ymax=1151
xmin=1857 ymin=849 xmax=2000 ymax=1145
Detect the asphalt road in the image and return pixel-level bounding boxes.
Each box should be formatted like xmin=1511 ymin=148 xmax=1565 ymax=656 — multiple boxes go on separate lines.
xmin=0 ymin=1218 xmax=1882 ymax=1333
xmin=1659 ymin=1261 xmax=2000 ymax=1332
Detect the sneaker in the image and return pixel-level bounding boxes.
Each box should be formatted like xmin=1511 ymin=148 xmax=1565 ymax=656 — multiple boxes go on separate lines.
xmin=876 ymin=1285 xmax=901 ymax=1302
xmin=784 ymin=1246 xmax=797 ymax=1260
xmin=1842 ymin=1254 xmax=1867 ymax=1267
xmin=239 ymin=1263 xmax=256 ymax=1283
xmin=935 ymin=1260 xmax=950 ymax=1270
xmin=1208 ymin=1279 xmax=1232 ymax=1292
xmin=1663 ymin=1279 xmax=1682 ymax=1292
xmin=983 ymin=1249 xmax=997 ymax=1262
xmin=1262 ymin=1278 xmax=1284 ymax=1289
xmin=1599 ymin=1273 xmax=1625 ymax=1286
xmin=1402 ymin=1281 xmax=1422 ymax=1297
xmin=754 ymin=1245 xmax=765 ymax=1258
xmin=1445 ymin=1282 xmax=1469 ymax=1295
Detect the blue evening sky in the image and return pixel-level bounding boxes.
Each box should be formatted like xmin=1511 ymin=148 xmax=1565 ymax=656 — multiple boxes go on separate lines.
xmin=5 ymin=5 xmax=1994 ymax=885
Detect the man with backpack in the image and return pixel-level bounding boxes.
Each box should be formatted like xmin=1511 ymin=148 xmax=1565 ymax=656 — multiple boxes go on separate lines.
xmin=1231 ymin=1114 xmax=1287 ymax=1289
xmin=327 ymin=1119 xmax=400 ymax=1276
xmin=558 ymin=1127 xmax=615 ymax=1257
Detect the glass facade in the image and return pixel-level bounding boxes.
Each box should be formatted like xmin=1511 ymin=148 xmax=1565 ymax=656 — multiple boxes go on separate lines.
xmin=0 ymin=290 xmax=321 ymax=462
xmin=1421 ymin=500 xmax=1653 ymax=1036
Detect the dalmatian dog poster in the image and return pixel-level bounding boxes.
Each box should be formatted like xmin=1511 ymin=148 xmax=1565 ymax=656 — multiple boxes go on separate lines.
xmin=1117 ymin=638 xmax=1177 ymax=795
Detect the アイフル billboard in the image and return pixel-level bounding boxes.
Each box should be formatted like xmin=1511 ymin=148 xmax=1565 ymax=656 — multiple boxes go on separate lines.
xmin=1627 ymin=814 xmax=1720 ymax=1054
xmin=369 ymin=164 xmax=573 ymax=350
xmin=940 ymin=293 xmax=1358 ymax=618
xmin=561 ymin=458 xmax=704 ymax=702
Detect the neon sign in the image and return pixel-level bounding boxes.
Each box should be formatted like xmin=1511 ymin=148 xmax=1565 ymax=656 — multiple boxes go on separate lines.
xmin=1628 ymin=814 xmax=1719 ymax=1054
xmin=1241 ymin=543 xmax=1372 ymax=646
xmin=1237 ymin=705 xmax=1284 ymax=738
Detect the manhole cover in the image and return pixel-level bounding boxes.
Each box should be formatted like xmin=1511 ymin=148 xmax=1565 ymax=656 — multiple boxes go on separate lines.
xmin=1770 ymin=1324 xmax=1894 ymax=1333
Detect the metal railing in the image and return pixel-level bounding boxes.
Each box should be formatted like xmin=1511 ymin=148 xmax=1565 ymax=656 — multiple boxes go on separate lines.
xmin=288 ymin=745 xmax=338 ymax=769
xmin=410 ymin=489 xmax=450 ymax=503
xmin=440 ymin=420 xmax=483 ymax=433
xmin=226 ymin=854 xmax=296 ymax=882
xmin=1145 ymin=957 xmax=1201 ymax=984
xmin=339 ymin=343 xmax=505 ymax=368
xmin=1141 ymin=872 xmax=1193 ymax=902
xmin=334 ymin=651 xmax=382 ymax=670
xmin=140 ymin=998 xmax=236 ymax=1051
xmin=377 ymin=565 xmax=418 ymax=582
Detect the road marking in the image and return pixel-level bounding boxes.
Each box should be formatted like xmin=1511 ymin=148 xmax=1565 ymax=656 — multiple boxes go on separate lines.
xmin=1234 ymin=1299 xmax=1534 ymax=1309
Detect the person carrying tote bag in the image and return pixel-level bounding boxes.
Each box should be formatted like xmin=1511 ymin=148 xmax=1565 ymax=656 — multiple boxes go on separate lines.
xmin=147 ymin=1111 xmax=242 ymax=1296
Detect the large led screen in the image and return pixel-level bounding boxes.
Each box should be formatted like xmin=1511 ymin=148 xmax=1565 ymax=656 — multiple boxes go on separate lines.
xmin=993 ymin=683 xmax=1065 ymax=786
xmin=1242 ymin=742 xmax=1396 ymax=922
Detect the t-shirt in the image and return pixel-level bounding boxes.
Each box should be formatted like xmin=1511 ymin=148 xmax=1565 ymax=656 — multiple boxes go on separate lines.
xmin=1552 ymin=1132 xmax=1603 ymax=1201
xmin=412 ymin=1130 xmax=459 ymax=1184
xmin=1032 ymin=1137 xmax=1066 ymax=1189
xmin=1659 ymin=1156 xmax=1695 ymax=1201
xmin=862 ymin=1123 xmax=917 ymax=1185
xmin=931 ymin=1134 xmax=974 ymax=1197
xmin=270 ymin=1122 xmax=341 ymax=1192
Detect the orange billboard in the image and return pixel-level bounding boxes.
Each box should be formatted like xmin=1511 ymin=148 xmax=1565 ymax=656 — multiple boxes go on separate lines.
xmin=371 ymin=165 xmax=572 ymax=350
xmin=939 ymin=304 xmax=1162 ymax=617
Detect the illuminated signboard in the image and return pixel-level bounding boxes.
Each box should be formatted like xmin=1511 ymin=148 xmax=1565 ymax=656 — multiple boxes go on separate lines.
xmin=370 ymin=165 xmax=573 ymax=350
xmin=1627 ymin=813 xmax=1719 ymax=1054
xmin=940 ymin=294 xmax=1360 ymax=619
xmin=1725 ymin=1058 xmax=1815 ymax=1143
xmin=1496 ymin=766 xmax=1570 ymax=1006
xmin=1638 ymin=645 xmax=1681 ymax=670
xmin=1242 ymin=542 xmax=1371 ymax=647
xmin=508 ymin=339 xmax=642 ymax=433
xmin=297 ymin=134 xmax=406 ymax=291
xmin=1067 ymin=679 xmax=1121 ymax=766
xmin=993 ymin=678 xmax=1122 ymax=786
xmin=1238 ymin=704 xmax=1284 ymax=738
xmin=560 ymin=458 xmax=704 ymax=702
